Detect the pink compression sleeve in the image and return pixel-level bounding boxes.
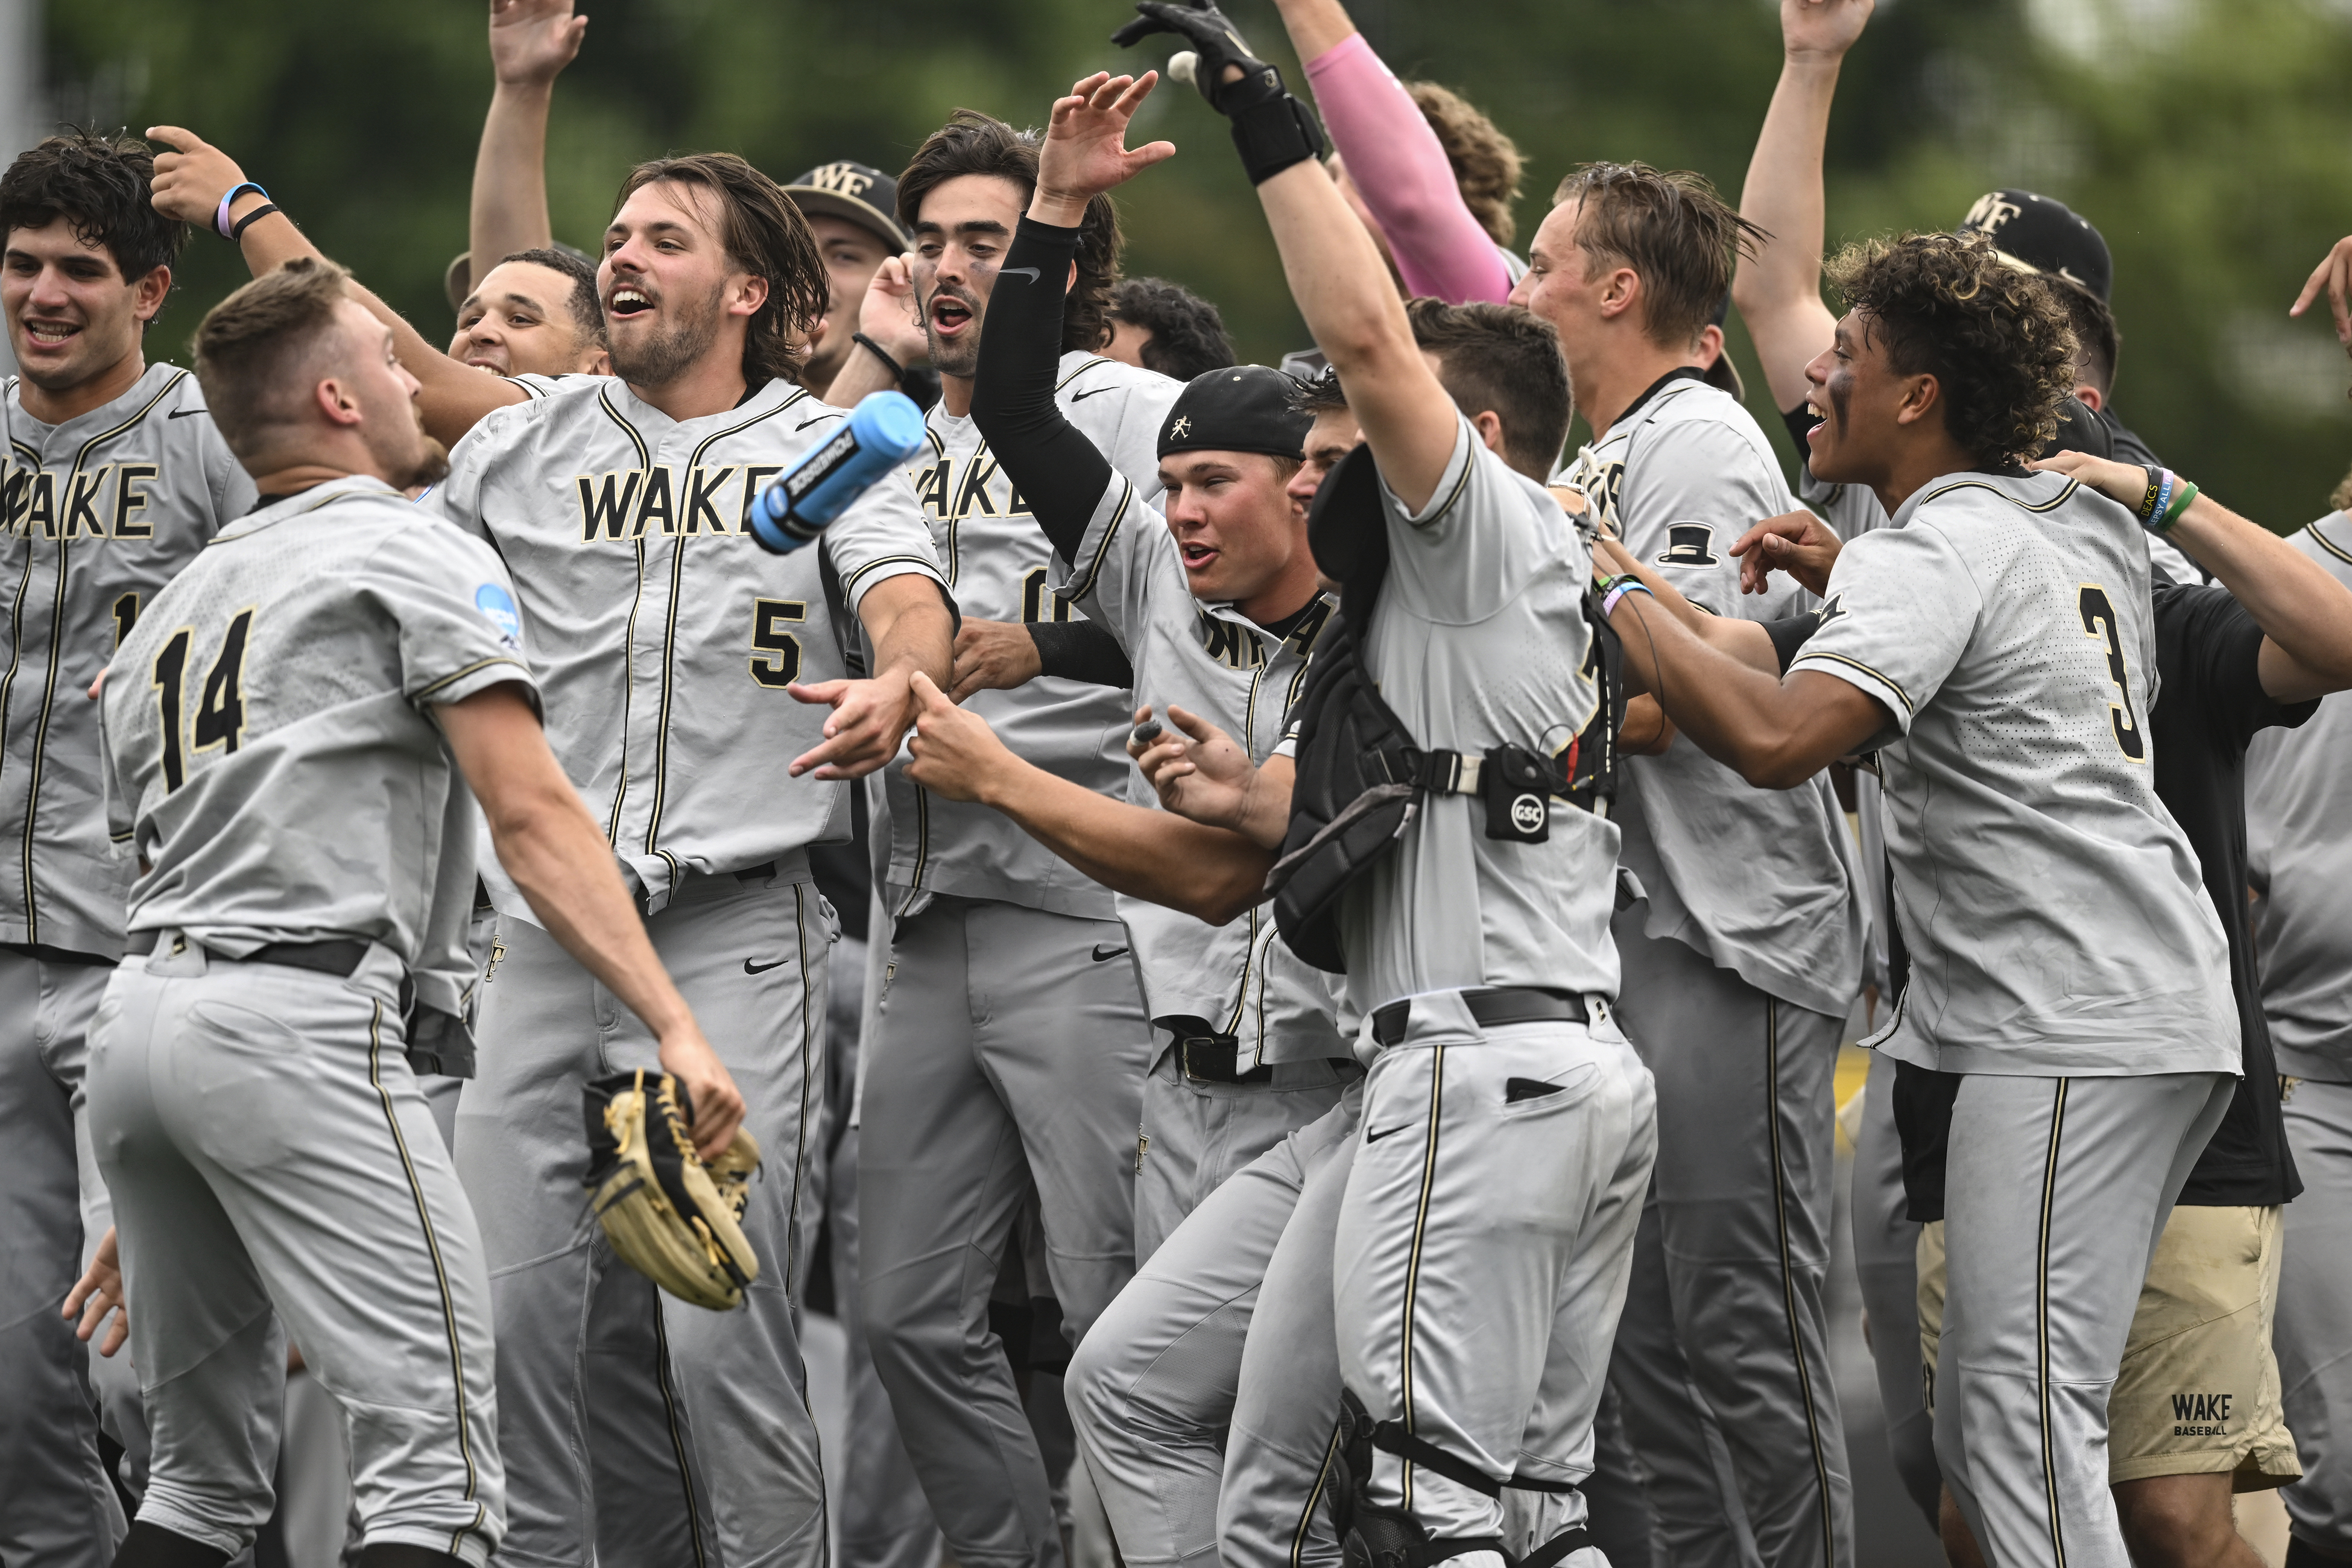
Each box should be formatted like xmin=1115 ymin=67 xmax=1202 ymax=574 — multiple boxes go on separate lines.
xmin=1303 ymin=32 xmax=1514 ymax=305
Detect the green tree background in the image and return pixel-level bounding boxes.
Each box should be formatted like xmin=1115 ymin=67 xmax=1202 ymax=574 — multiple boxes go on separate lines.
xmin=46 ymin=0 xmax=2352 ymax=526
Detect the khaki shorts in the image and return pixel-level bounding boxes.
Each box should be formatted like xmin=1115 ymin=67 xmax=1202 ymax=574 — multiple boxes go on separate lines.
xmin=1918 ymin=1203 xmax=2301 ymax=1490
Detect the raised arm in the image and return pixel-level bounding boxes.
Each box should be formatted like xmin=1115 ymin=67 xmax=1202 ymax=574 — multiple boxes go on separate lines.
xmin=1731 ymin=0 xmax=1873 ymax=413
xmin=1281 ymin=4 xmax=1514 ymax=305
xmin=469 ymin=0 xmax=588 ymax=291
xmin=971 ymin=72 xmax=1175 ymax=563
xmin=2036 ymin=452 xmax=2352 ymax=704
xmin=148 ymin=127 xmax=528 ymax=447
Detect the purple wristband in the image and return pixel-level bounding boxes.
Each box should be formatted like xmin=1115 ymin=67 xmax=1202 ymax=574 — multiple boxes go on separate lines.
xmin=213 ymin=182 xmax=267 ymax=240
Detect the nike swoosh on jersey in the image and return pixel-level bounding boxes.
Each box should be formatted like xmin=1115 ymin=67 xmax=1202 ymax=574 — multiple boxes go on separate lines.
xmin=1090 ymin=944 xmax=1130 ymax=963
xmin=168 ymin=407 xmax=207 ymax=419
xmin=1364 ymin=1121 xmax=1412 ymax=1143
xmin=1000 ymin=267 xmax=1042 ymax=282
xmin=744 ymin=957 xmax=787 ymax=974
xmin=1069 ymin=386 xmax=1117 ymax=402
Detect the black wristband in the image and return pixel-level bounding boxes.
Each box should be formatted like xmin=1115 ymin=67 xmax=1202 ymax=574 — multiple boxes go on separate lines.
xmin=1028 ymin=619 xmax=1134 ymax=689
xmin=229 ymin=202 xmax=280 ymax=243
xmin=853 ymin=332 xmax=906 ymax=385
xmin=1230 ymin=94 xmax=1327 ymax=187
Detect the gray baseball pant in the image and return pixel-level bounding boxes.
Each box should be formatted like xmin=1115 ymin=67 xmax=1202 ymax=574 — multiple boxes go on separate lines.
xmin=820 ymin=931 xmax=944 ymax=1568
xmin=89 ymin=936 xmax=504 ymax=1563
xmin=1067 ymin=1083 xmax=1362 ymax=1568
xmin=858 ymin=894 xmax=1154 ymax=1568
xmin=1334 ymin=992 xmax=1655 ymax=1551
xmin=459 ymin=864 xmax=833 ymax=1568
xmin=0 ymin=949 xmax=129 ymax=1567
xmin=1933 ymin=1069 xmax=2233 ymax=1568
xmin=1608 ymin=919 xmax=1854 ymax=1568
xmin=1848 ymin=1048 xmax=1939 ymax=1526
xmin=1132 ymin=1048 xmax=1352 ymax=1265
xmin=2277 ymin=1075 xmax=2352 ymax=1556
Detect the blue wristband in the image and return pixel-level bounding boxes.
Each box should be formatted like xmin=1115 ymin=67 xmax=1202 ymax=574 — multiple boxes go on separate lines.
xmin=214 ymin=182 xmax=267 ymax=240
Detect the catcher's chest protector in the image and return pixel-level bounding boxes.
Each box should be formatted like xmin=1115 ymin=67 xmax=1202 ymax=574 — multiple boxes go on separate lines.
xmin=1268 ymin=446 xmax=1624 ymax=973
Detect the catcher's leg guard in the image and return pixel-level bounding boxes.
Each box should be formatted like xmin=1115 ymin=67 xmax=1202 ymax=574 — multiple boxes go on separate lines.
xmin=1331 ymin=1392 xmax=1593 ymax=1568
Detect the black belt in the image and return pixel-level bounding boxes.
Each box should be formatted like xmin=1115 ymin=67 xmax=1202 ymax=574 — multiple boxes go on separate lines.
xmin=1370 ymin=986 xmax=1587 ymax=1047
xmin=124 ymin=932 xmax=371 ymax=979
xmin=1178 ymin=1036 xmax=1277 ymax=1085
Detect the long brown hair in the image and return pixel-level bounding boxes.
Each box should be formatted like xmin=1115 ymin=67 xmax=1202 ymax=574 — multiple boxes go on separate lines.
xmin=613 ymin=153 xmax=829 ymax=387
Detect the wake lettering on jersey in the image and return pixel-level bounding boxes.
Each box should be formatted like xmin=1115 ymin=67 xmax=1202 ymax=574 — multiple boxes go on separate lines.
xmin=1 ymin=458 xmax=164 ymax=539
xmin=572 ymin=464 xmax=774 ymax=541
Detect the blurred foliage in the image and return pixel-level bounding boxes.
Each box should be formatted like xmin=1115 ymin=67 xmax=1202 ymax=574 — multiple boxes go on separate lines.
xmin=44 ymin=0 xmax=2352 ymax=525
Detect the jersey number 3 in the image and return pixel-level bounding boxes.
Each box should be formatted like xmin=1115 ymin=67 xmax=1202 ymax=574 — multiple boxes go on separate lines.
xmin=2078 ymin=586 xmax=2146 ymax=763
xmin=151 ymin=610 xmax=254 ymax=792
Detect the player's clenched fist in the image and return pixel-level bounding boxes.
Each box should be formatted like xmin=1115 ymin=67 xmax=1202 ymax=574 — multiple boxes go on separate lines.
xmin=144 ymin=126 xmax=250 ymax=227
xmin=949 ymin=618 xmax=1044 ymax=702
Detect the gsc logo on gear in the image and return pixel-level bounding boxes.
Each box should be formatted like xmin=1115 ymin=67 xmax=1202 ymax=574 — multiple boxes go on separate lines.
xmin=1510 ymin=792 xmax=1547 ymax=835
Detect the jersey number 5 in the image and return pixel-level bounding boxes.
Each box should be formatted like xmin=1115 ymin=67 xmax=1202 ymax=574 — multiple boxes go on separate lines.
xmin=2078 ymin=586 xmax=2146 ymax=763
xmin=150 ymin=609 xmax=255 ymax=791
xmin=750 ymin=599 xmax=806 ymax=688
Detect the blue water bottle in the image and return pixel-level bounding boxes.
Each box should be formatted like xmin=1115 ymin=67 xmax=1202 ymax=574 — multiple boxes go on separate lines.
xmin=748 ymin=390 xmax=928 ymax=554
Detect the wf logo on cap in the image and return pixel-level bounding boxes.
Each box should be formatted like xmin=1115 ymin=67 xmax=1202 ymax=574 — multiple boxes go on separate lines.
xmin=806 ymin=162 xmax=873 ymax=196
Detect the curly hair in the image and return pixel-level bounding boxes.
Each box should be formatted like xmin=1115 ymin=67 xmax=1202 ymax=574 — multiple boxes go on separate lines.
xmin=897 ymin=111 xmax=1121 ymax=354
xmin=1552 ymin=162 xmax=1762 ymax=351
xmin=1110 ymin=277 xmax=1233 ymax=381
xmin=1826 ymin=232 xmax=2079 ymax=471
xmin=1403 ymin=81 xmax=1523 ymax=249
xmin=1 ymin=129 xmax=188 ymax=287
xmin=613 ymin=153 xmax=829 ymax=388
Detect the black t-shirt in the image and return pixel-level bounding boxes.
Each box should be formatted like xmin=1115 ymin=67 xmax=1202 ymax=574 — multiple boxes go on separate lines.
xmin=1892 ymin=578 xmax=2313 ymax=1219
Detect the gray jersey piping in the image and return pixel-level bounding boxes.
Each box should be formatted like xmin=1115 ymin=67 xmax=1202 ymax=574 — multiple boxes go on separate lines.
xmin=1798 ymin=650 xmax=1915 ymax=717
xmin=2307 ymin=518 xmax=2352 ymax=569
xmin=1064 ymin=479 xmax=1136 ymax=603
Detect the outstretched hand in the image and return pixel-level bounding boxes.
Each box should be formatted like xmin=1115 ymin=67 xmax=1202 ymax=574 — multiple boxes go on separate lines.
xmin=903 ymin=669 xmax=1021 ymax=802
xmin=2029 ymin=449 xmax=2152 ymax=510
xmin=2290 ymin=234 xmax=2352 ymax=353
xmin=490 ymin=0 xmax=589 ymax=89
xmin=1035 ymin=72 xmax=1176 ymax=225
xmin=1128 ymin=703 xmax=1263 ymax=832
xmin=145 ymin=127 xmax=249 ymax=228
xmin=1780 ymin=0 xmax=1874 ymax=63
xmin=1113 ymin=2 xmax=1267 ymax=107
xmin=1730 ymin=508 xmax=1845 ymax=598
xmin=859 ymin=254 xmax=929 ymax=367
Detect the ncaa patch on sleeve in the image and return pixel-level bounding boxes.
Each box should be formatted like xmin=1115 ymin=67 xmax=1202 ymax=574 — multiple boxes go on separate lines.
xmin=475 ymin=583 xmax=522 ymax=646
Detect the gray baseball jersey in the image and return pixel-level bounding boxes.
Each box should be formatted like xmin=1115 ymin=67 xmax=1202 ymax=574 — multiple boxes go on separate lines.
xmin=1049 ymin=459 xmax=1348 ymax=1065
xmin=431 ymin=375 xmax=945 ymax=915
xmin=1790 ymin=470 xmax=2239 ymax=1076
xmin=2245 ymin=511 xmax=2352 ymax=1083
xmin=2 ymin=364 xmax=256 ymax=958
xmin=1341 ymin=414 xmax=1620 ymax=1026
xmin=883 ymin=352 xmax=1177 ymax=920
xmin=1557 ymin=375 xmax=1863 ymax=1018
xmin=100 ymin=474 xmax=533 ymax=963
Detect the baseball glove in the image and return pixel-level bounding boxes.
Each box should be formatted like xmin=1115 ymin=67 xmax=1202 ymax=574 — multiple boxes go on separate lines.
xmin=583 ymin=1070 xmax=762 ymax=1310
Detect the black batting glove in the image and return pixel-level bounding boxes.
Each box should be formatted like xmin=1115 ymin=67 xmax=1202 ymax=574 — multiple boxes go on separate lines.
xmin=1112 ymin=0 xmax=1326 ymax=186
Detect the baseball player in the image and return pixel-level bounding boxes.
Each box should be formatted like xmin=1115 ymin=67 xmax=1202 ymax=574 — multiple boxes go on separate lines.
xmin=87 ymin=254 xmax=744 ymax=1568
xmin=808 ymin=107 xmax=1177 ymax=1568
xmin=1511 ymin=157 xmax=1865 ymax=1568
xmin=2246 ymin=494 xmax=2352 ymax=1568
xmin=0 ymin=130 xmax=256 ymax=1563
xmin=428 ymin=152 xmax=953 ymax=1567
xmin=446 ymin=245 xmax=610 ymax=379
xmin=1605 ymin=231 xmax=2240 ymax=1568
xmin=1093 ymin=27 xmax=1658 ymax=1568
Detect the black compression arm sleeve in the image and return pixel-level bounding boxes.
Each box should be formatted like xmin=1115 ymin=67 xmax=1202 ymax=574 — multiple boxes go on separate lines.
xmin=971 ymin=216 xmax=1118 ymax=566
xmin=1764 ymin=612 xmax=1823 ymax=674
xmin=1028 ymin=619 xmax=1134 ymax=688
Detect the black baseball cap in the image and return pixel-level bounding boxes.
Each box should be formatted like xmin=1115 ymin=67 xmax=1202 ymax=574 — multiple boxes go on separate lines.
xmin=1160 ymin=366 xmax=1314 ymax=461
xmin=1956 ymin=189 xmax=2113 ymax=302
xmin=782 ymin=161 xmax=909 ymax=251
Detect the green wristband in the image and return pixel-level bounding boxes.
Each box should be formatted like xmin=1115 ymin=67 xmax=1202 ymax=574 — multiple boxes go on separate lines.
xmin=2155 ymin=479 xmax=2199 ymax=533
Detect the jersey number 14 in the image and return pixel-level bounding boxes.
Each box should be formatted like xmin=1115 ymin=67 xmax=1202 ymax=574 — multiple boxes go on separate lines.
xmin=150 ymin=610 xmax=254 ymax=791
